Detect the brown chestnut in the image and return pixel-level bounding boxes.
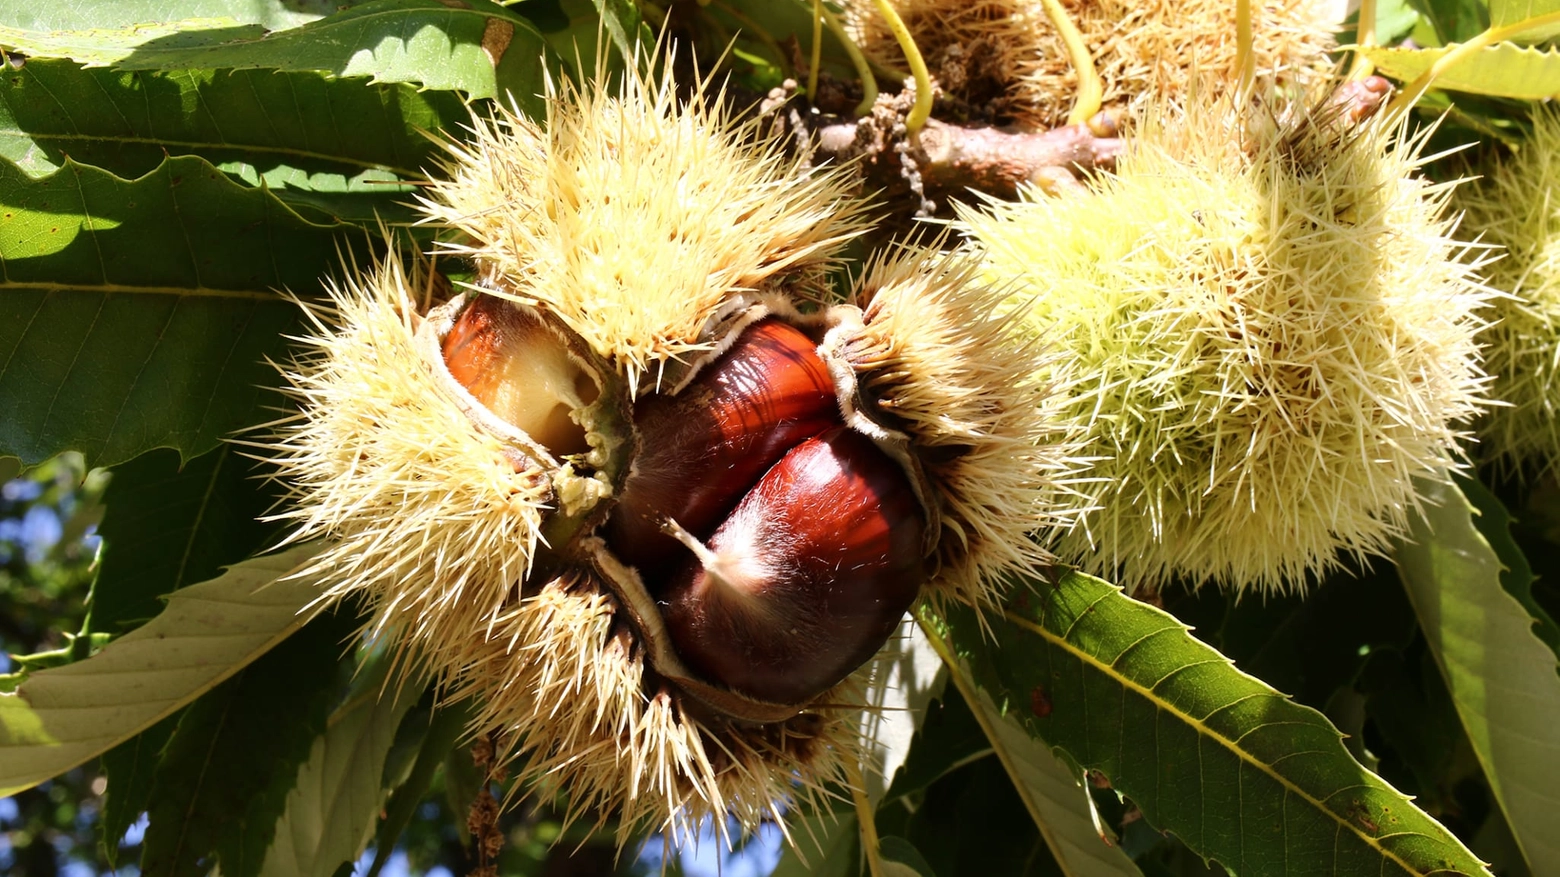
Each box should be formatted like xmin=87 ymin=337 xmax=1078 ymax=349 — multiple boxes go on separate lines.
xmin=658 ymin=427 xmax=928 ymax=705
xmin=607 ymin=318 xmax=840 ymax=577
xmin=442 ymin=294 xmax=596 ymax=457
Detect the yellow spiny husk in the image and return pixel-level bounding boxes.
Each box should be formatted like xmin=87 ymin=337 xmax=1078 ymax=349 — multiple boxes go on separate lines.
xmin=959 ymin=90 xmax=1493 ymax=594
xmin=1455 ymin=106 xmax=1560 ymax=473
xmin=454 ymin=574 xmax=856 ymax=847
xmin=263 ymin=254 xmax=550 ymax=675
xmin=417 ymin=63 xmax=869 ymax=394
xmin=263 ymin=52 xmax=1083 ymax=848
xmin=847 ymin=0 xmax=1336 ymax=130
xmin=838 ymin=244 xmax=1085 ymax=608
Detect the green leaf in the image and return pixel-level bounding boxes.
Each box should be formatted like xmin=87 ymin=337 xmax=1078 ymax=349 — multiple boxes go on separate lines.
xmin=923 ymin=572 xmax=1491 ymax=877
xmin=0 ymin=59 xmax=468 ymax=221
xmin=774 ymin=812 xmax=858 ymax=877
xmin=254 ymin=657 xmax=424 ymax=877
xmin=891 ymin=755 xmax=1062 ymax=876
xmin=1359 ymin=42 xmax=1560 ymax=99
xmin=1396 ymin=478 xmax=1560 ymax=875
xmin=366 ymin=699 xmax=472 ymax=877
xmin=589 ymin=0 xmax=650 ymax=63
xmin=0 ymin=543 xmax=326 ymax=797
xmin=929 ymin=644 xmax=1140 ymax=877
xmin=100 ymin=712 xmax=181 ymax=858
xmin=0 ymin=1 xmax=358 ymax=35
xmin=1457 ymin=476 xmax=1560 ymax=659
xmin=91 ymin=446 xmax=285 ymax=635
xmin=138 ymin=606 xmax=357 ymax=877
xmin=1488 ymin=1 xmax=1560 ymax=41
xmin=0 ymin=0 xmax=551 ymax=108
xmin=858 ymin=616 xmax=947 ymax=805
xmin=881 ymin=687 xmax=993 ymax=803
xmin=0 ymin=154 xmax=349 ymax=467
xmin=1406 ymin=0 xmax=1490 ymax=43
xmin=879 ymin=837 xmax=937 ymax=877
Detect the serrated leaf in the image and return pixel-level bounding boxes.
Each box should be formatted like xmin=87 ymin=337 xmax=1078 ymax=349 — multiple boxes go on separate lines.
xmin=925 ymin=633 xmax=1141 ymax=877
xmin=1396 ymin=478 xmax=1560 ymax=875
xmin=366 ymin=699 xmax=472 ymax=877
xmin=255 ymin=659 xmax=423 ymax=877
xmin=0 ymin=543 xmax=326 ymax=797
xmin=100 ymin=711 xmax=181 ymax=860
xmin=0 ymin=59 xmax=467 ymax=220
xmin=922 ymin=572 xmax=1491 ymax=877
xmin=0 ymin=0 xmax=550 ymax=108
xmin=91 ymin=446 xmax=286 ymax=635
xmin=1457 ymin=476 xmax=1560 ymax=659
xmin=0 ymin=1 xmax=357 ymax=35
xmin=858 ymin=615 xmax=947 ymax=805
xmin=1360 ymin=42 xmax=1560 ymax=98
xmin=1489 ymin=1 xmax=1560 ymax=41
xmin=91 ymin=445 xmax=280 ymax=624
xmin=0 ymin=154 xmax=350 ymax=468
xmin=138 ymin=607 xmax=356 ymax=877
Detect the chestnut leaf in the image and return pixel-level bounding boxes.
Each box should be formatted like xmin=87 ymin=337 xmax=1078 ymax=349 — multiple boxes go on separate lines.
xmin=252 ymin=652 xmax=424 ymax=877
xmin=921 ymin=572 xmax=1493 ymax=877
xmin=90 ymin=445 xmax=285 ymax=636
xmin=1396 ymin=477 xmax=1560 ymax=875
xmin=0 ymin=154 xmax=350 ymax=468
xmin=0 ymin=0 xmax=551 ymax=109
xmin=0 ymin=59 xmax=469 ymax=224
xmin=0 ymin=542 xmax=327 ymax=797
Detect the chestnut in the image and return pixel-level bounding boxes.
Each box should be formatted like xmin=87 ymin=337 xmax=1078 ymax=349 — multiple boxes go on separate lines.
xmin=607 ymin=318 xmax=840 ymax=577
xmin=658 ymin=427 xmax=928 ymax=705
xmin=442 ymin=294 xmax=597 ymax=457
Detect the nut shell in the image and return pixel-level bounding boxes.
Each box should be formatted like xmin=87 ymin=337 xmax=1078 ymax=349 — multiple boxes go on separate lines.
xmin=660 ymin=427 xmax=928 ymax=705
xmin=608 ymin=318 xmax=840 ymax=577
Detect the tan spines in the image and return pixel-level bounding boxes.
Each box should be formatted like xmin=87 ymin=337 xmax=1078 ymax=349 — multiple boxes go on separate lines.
xmin=842 ymin=246 xmax=1082 ymax=608
xmin=849 ymin=0 xmax=1336 ymax=131
xmin=418 ymin=67 xmax=869 ymax=392
xmin=262 ymin=253 xmax=551 ymax=674
xmin=454 ymin=574 xmax=856 ymax=846
xmin=959 ymin=91 xmax=1492 ymax=594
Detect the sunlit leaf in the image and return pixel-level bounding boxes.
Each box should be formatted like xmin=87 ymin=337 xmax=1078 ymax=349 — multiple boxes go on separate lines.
xmin=0 ymin=0 xmax=550 ymax=108
xmin=0 ymin=155 xmax=351 ymax=468
xmin=254 ymin=657 xmax=424 ymax=877
xmin=928 ymin=635 xmax=1142 ymax=877
xmin=1397 ymin=478 xmax=1560 ymax=875
xmin=923 ymin=571 xmax=1491 ymax=877
xmin=0 ymin=543 xmax=326 ymax=797
xmin=1360 ymin=41 xmax=1560 ymax=98
xmin=0 ymin=59 xmax=468 ymax=222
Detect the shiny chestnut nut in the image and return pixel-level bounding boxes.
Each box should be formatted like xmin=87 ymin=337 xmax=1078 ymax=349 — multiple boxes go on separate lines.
xmin=442 ymin=293 xmax=599 ymax=458
xmin=659 ymin=427 xmax=928 ymax=705
xmin=606 ymin=318 xmax=839 ymax=576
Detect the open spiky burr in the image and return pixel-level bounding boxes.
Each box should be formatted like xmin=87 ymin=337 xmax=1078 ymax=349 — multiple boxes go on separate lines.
xmin=259 ymin=61 xmax=1078 ymax=845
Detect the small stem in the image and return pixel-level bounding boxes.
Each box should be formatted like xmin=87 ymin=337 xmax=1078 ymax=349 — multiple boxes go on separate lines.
xmin=815 ymin=0 xmax=879 ymax=115
xmin=843 ymin=756 xmax=886 ymax=877
xmin=1346 ymin=0 xmax=1378 ymax=79
xmin=807 ymin=0 xmax=823 ymax=101
xmin=1235 ymin=0 xmax=1254 ymax=101
xmin=871 ymin=0 xmax=932 ymax=133
xmin=1038 ymin=0 xmax=1102 ymax=126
